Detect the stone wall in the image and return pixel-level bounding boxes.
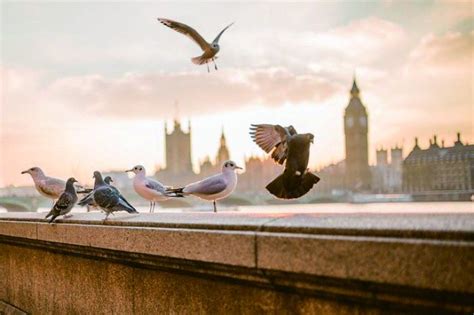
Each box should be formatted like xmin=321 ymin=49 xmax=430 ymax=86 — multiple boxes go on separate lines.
xmin=1 ymin=212 xmax=473 ymax=314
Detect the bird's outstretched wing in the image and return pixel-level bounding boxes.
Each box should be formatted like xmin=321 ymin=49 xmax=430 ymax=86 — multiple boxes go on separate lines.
xmin=157 ymin=18 xmax=210 ymax=51
xmin=249 ymin=124 xmax=298 ymax=165
xmin=212 ymin=22 xmax=234 ymax=44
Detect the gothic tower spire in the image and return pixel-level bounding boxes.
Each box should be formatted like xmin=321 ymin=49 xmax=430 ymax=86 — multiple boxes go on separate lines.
xmin=344 ymin=76 xmax=370 ymax=191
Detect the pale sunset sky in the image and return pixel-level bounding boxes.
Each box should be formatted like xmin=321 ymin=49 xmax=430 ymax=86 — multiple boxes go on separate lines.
xmin=1 ymin=0 xmax=472 ymax=187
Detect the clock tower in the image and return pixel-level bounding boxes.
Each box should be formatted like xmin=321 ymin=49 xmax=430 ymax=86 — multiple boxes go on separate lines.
xmin=344 ymin=77 xmax=370 ymax=191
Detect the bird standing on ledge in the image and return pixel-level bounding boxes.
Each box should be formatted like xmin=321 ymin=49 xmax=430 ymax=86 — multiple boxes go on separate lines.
xmin=21 ymin=167 xmax=67 ymax=204
xmin=126 ymin=165 xmax=173 ymax=213
xmin=250 ymin=124 xmax=320 ymax=199
xmin=167 ymin=160 xmax=242 ymax=212
xmin=45 ymin=177 xmax=78 ymax=223
xmin=157 ymin=18 xmax=234 ymax=72
xmin=79 ymin=171 xmax=138 ymax=221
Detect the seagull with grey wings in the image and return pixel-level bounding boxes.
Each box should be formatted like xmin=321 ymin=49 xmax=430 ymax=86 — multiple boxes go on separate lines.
xmin=78 ymin=171 xmax=138 ymax=220
xmin=157 ymin=18 xmax=234 ymax=72
xmin=126 ymin=165 xmax=175 ymax=213
xmin=250 ymin=124 xmax=320 ymax=199
xmin=167 ymin=160 xmax=242 ymax=212
xmin=45 ymin=177 xmax=79 ymax=223
xmin=21 ymin=167 xmax=83 ymax=204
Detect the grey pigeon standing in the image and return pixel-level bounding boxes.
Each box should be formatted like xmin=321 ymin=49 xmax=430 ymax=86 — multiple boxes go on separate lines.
xmin=79 ymin=171 xmax=138 ymax=220
xmin=250 ymin=124 xmax=320 ymax=199
xmin=45 ymin=177 xmax=79 ymax=223
xmin=78 ymin=176 xmax=115 ymax=211
xmin=157 ymin=18 xmax=234 ymax=72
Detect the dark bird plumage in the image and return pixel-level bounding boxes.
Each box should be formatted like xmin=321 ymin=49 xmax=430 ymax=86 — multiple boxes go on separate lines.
xmin=250 ymin=124 xmax=320 ymax=199
xmin=45 ymin=177 xmax=78 ymax=223
xmin=81 ymin=171 xmax=138 ymax=220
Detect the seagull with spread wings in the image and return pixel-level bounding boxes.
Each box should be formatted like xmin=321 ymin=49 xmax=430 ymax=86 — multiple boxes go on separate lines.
xmin=157 ymin=18 xmax=234 ymax=72
xmin=250 ymin=124 xmax=320 ymax=199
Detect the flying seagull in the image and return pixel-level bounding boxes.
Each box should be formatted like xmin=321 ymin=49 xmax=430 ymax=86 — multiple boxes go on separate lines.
xmin=126 ymin=165 xmax=174 ymax=213
xmin=250 ymin=124 xmax=320 ymax=199
xmin=157 ymin=18 xmax=234 ymax=72
xmin=45 ymin=177 xmax=78 ymax=223
xmin=78 ymin=171 xmax=138 ymax=220
xmin=167 ymin=160 xmax=242 ymax=212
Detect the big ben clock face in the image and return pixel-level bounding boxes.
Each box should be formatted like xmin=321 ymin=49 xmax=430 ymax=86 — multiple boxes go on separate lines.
xmin=359 ymin=116 xmax=367 ymax=126
xmin=346 ymin=117 xmax=354 ymax=128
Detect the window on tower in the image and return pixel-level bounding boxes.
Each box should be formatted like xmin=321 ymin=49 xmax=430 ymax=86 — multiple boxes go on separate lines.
xmin=346 ymin=116 xmax=354 ymax=128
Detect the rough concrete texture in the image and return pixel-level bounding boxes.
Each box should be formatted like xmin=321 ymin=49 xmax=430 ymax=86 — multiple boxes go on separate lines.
xmin=1 ymin=211 xmax=473 ymax=313
xmin=1 ymin=244 xmax=386 ymax=315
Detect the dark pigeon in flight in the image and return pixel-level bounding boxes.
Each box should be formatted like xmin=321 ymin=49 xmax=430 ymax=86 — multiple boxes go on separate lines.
xmin=250 ymin=124 xmax=320 ymax=199
xmin=45 ymin=177 xmax=79 ymax=223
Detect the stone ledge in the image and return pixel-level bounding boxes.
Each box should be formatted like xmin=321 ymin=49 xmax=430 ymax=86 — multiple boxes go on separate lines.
xmin=1 ymin=211 xmax=473 ymax=239
xmin=1 ymin=211 xmax=474 ymax=312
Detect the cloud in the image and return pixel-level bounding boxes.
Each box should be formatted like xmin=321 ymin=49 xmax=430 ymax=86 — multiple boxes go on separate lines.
xmin=27 ymin=68 xmax=341 ymax=119
xmin=407 ymin=31 xmax=473 ymax=75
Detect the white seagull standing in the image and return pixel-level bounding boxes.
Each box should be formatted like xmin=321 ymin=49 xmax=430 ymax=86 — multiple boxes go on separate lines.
xmin=21 ymin=167 xmax=66 ymax=203
xmin=157 ymin=18 xmax=234 ymax=72
xmin=126 ymin=165 xmax=171 ymax=213
xmin=168 ymin=160 xmax=242 ymax=212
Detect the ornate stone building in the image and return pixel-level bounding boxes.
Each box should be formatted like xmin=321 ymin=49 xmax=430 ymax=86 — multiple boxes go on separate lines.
xmin=216 ymin=129 xmax=230 ymax=166
xmin=198 ymin=129 xmax=231 ymax=177
xmin=403 ymin=133 xmax=474 ymax=192
xmin=344 ymin=77 xmax=371 ymax=191
xmin=164 ymin=120 xmax=194 ymax=176
xmin=372 ymin=146 xmax=403 ymax=193
xmin=237 ymin=156 xmax=282 ymax=194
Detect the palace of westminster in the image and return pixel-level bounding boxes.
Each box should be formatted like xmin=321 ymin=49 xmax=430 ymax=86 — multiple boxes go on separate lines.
xmin=111 ymin=77 xmax=473 ymax=198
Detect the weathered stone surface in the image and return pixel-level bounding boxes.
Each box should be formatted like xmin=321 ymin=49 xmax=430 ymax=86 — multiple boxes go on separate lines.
xmin=35 ymin=223 xmax=256 ymax=267
xmin=1 ymin=211 xmax=474 ymax=313
xmin=257 ymin=232 xmax=474 ymax=294
xmin=0 ymin=221 xmax=37 ymax=239
xmin=260 ymin=213 xmax=474 ymax=239
xmin=2 ymin=244 xmax=387 ymax=315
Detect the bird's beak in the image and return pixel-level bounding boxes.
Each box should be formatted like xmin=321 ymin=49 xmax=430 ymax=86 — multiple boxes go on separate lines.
xmin=125 ymin=169 xmax=133 ymax=173
xmin=21 ymin=170 xmax=28 ymax=174
xmin=235 ymin=166 xmax=243 ymax=170
xmin=310 ymin=138 xmax=314 ymax=144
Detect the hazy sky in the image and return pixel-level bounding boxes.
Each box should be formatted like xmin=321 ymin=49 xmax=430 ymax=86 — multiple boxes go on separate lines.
xmin=1 ymin=0 xmax=473 ymax=187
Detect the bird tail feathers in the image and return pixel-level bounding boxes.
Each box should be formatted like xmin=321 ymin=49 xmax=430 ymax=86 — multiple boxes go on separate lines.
xmin=113 ymin=198 xmax=138 ymax=214
xmin=48 ymin=215 xmax=58 ymax=224
xmin=192 ymin=55 xmax=217 ymax=65
xmin=78 ymin=193 xmax=93 ymax=206
xmin=166 ymin=187 xmax=185 ymax=198
xmin=266 ymin=171 xmax=320 ymax=199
